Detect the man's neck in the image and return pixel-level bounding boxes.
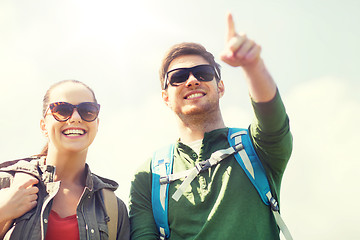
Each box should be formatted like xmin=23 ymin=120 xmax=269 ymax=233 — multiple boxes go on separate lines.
xmin=177 ymin=111 xmax=226 ymax=143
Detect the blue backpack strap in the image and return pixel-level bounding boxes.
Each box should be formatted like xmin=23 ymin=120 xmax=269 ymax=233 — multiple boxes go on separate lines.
xmin=228 ymin=128 xmax=293 ymax=239
xmin=151 ymin=144 xmax=174 ymax=239
xmin=227 ymin=127 xmax=272 ymax=205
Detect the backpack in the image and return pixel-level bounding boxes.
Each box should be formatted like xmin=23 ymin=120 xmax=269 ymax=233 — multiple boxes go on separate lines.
xmin=151 ymin=128 xmax=292 ymax=240
xmin=102 ymin=188 xmax=118 ymax=240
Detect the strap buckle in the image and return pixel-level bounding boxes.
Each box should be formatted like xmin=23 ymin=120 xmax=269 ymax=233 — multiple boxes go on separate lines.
xmin=270 ymin=197 xmax=280 ymax=212
xmin=232 ymin=142 xmax=244 ymax=153
xmin=160 ymin=175 xmax=170 ymax=185
xmin=196 ymin=161 xmax=211 ymax=172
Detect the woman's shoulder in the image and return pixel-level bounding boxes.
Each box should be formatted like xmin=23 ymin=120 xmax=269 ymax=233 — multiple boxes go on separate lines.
xmin=86 ymin=164 xmax=119 ymax=192
xmin=0 ymin=157 xmax=42 ymax=175
xmin=0 ymin=156 xmax=39 ymax=168
xmin=0 ymin=156 xmax=42 ymax=189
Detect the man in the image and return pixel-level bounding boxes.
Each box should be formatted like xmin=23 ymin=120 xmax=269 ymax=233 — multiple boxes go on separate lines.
xmin=129 ymin=13 xmax=292 ymax=239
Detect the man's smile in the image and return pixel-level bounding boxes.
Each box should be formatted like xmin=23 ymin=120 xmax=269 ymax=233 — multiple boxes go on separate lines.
xmin=184 ymin=92 xmax=206 ymax=100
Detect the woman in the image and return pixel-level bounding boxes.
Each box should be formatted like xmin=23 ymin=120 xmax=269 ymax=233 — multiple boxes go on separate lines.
xmin=0 ymin=80 xmax=130 ymax=240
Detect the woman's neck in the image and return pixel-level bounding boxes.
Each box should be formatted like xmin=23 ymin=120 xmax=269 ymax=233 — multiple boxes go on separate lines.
xmin=46 ymin=149 xmax=87 ymax=185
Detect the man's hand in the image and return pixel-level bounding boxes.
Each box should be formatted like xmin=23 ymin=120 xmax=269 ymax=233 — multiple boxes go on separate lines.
xmin=220 ymin=12 xmax=277 ymax=102
xmin=220 ymin=12 xmax=262 ymax=68
xmin=0 ymin=173 xmax=39 ymax=222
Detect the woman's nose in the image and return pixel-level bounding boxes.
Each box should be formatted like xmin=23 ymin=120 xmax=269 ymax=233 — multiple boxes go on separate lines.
xmin=69 ymin=108 xmax=82 ymax=122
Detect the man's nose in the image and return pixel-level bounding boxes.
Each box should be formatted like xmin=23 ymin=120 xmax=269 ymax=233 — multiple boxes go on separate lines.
xmin=185 ymin=73 xmax=200 ymax=87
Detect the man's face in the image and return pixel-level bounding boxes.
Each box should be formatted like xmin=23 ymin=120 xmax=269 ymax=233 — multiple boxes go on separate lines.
xmin=162 ymin=54 xmax=224 ymax=117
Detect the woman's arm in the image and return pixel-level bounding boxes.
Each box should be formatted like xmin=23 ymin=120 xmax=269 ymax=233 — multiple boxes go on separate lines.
xmin=0 ymin=173 xmax=39 ymax=238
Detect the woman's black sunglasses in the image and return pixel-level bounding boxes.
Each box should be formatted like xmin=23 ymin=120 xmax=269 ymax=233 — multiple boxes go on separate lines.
xmin=45 ymin=102 xmax=100 ymax=122
xmin=163 ymin=64 xmax=220 ymax=90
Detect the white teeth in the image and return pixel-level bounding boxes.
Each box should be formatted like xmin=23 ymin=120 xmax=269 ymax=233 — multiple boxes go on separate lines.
xmin=63 ymin=129 xmax=85 ymax=136
xmin=186 ymin=93 xmax=204 ymax=99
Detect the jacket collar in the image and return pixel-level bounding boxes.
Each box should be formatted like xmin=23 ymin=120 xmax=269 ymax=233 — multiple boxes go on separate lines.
xmin=0 ymin=156 xmax=119 ymax=192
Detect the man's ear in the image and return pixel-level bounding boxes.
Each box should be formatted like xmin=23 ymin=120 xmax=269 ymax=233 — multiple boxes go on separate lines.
xmin=40 ymin=118 xmax=48 ymax=137
xmin=96 ymin=118 xmax=100 ymax=132
xmin=218 ymin=80 xmax=225 ymax=98
xmin=162 ymin=90 xmax=171 ymax=107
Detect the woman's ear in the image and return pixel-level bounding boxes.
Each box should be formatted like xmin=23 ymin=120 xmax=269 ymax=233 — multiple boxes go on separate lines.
xmin=40 ymin=119 xmax=48 ymax=137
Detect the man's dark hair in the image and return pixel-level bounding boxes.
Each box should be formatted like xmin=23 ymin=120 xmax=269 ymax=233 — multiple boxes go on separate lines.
xmin=159 ymin=42 xmax=221 ymax=90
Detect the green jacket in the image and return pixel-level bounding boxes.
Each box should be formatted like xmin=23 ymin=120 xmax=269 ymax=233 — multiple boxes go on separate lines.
xmin=129 ymin=91 xmax=292 ymax=239
xmin=0 ymin=157 xmax=130 ymax=240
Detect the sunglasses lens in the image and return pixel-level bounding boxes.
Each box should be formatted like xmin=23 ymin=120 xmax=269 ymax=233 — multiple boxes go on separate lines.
xmin=49 ymin=102 xmax=99 ymax=122
xmin=193 ymin=65 xmax=216 ymax=82
xmin=50 ymin=102 xmax=73 ymax=121
xmin=168 ymin=70 xmax=190 ymax=86
xmin=77 ymin=102 xmax=100 ymax=122
xmin=167 ymin=65 xmax=216 ymax=87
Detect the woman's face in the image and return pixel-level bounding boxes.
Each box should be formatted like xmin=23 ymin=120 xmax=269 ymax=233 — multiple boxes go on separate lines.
xmin=40 ymin=82 xmax=99 ymax=155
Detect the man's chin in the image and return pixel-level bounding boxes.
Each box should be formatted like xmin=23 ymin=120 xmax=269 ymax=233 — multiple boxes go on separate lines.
xmin=178 ymin=105 xmax=217 ymax=117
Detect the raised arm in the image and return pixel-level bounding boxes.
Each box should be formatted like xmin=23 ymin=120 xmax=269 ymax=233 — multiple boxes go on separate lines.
xmin=220 ymin=12 xmax=277 ymax=102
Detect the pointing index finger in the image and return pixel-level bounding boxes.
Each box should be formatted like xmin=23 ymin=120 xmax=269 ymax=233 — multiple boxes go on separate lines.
xmin=226 ymin=12 xmax=237 ymax=40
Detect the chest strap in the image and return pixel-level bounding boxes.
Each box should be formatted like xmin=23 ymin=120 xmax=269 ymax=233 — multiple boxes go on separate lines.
xmin=169 ymin=143 xmax=244 ymax=201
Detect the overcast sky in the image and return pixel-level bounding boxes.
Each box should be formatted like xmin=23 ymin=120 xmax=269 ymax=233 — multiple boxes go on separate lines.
xmin=1 ymin=1 xmax=359 ymax=239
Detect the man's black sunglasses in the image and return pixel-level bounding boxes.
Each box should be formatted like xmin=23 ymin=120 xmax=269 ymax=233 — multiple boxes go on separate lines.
xmin=163 ymin=64 xmax=220 ymax=90
xmin=44 ymin=102 xmax=100 ymax=122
